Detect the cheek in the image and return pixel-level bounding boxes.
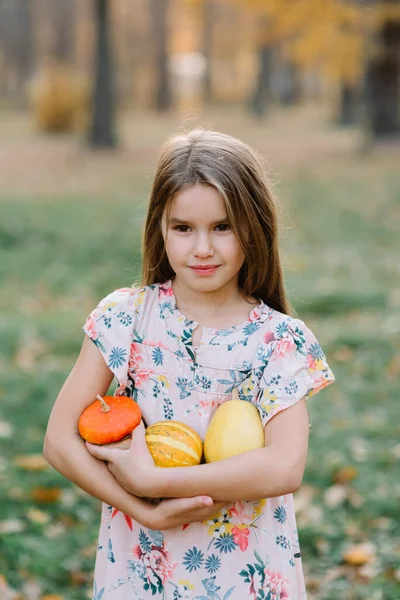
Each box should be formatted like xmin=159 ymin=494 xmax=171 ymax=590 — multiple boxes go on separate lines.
xmin=223 ymin=236 xmax=245 ymax=260
xmin=164 ymin=235 xmax=186 ymax=260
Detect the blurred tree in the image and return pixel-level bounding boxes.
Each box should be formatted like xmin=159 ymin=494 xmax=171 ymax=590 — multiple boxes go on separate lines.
xmin=202 ymin=0 xmax=215 ymax=104
xmin=242 ymin=0 xmax=400 ymax=137
xmin=366 ymin=15 xmax=400 ymax=137
xmin=152 ymin=0 xmax=172 ymax=110
xmin=339 ymin=83 xmax=360 ymax=126
xmin=276 ymin=62 xmax=299 ymax=105
xmin=0 ymin=0 xmax=34 ymax=102
xmin=249 ymin=17 xmax=272 ymax=116
xmin=48 ymin=0 xmax=77 ymax=62
xmin=89 ymin=0 xmax=116 ymax=148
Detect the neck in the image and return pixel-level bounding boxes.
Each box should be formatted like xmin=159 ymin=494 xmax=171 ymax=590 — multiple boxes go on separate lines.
xmin=171 ymin=277 xmax=251 ymax=317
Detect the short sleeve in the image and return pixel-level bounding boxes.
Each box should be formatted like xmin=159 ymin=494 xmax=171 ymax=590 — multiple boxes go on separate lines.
xmin=254 ymin=318 xmax=335 ymax=427
xmin=82 ymin=287 xmax=137 ymax=385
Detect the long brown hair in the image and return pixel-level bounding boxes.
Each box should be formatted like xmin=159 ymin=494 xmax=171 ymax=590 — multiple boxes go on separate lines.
xmin=140 ymin=128 xmax=292 ymax=315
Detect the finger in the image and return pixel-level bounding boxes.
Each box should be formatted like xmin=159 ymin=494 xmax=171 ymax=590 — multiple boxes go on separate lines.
xmin=85 ymin=442 xmax=114 ymax=462
xmin=187 ymin=501 xmax=226 ymax=522
xmin=162 ymin=496 xmax=213 ymax=518
xmin=129 ymin=421 xmax=154 ymax=462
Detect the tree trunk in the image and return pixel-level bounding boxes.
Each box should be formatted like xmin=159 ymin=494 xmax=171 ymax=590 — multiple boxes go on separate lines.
xmin=367 ymin=21 xmax=400 ymax=138
xmin=278 ymin=62 xmax=299 ymax=105
xmin=250 ymin=44 xmax=272 ymax=117
xmin=338 ymin=83 xmax=359 ymax=126
xmin=49 ymin=0 xmax=76 ymax=61
xmin=89 ymin=0 xmax=116 ymax=148
xmin=152 ymin=0 xmax=171 ymax=111
xmin=0 ymin=0 xmax=34 ymax=102
xmin=202 ymin=0 xmax=214 ymax=104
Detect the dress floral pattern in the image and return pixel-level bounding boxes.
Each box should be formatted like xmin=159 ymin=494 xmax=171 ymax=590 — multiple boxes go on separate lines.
xmin=83 ymin=279 xmax=335 ymax=600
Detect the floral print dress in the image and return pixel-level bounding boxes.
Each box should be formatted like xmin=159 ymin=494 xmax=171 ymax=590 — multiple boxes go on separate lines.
xmin=83 ymin=279 xmax=335 ymax=600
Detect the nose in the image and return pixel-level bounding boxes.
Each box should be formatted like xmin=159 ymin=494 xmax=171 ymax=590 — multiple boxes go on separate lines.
xmin=194 ymin=232 xmax=214 ymax=257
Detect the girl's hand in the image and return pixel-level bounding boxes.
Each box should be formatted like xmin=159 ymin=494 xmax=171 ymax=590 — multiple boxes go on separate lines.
xmin=85 ymin=421 xmax=160 ymax=497
xmin=151 ymin=496 xmax=226 ymax=531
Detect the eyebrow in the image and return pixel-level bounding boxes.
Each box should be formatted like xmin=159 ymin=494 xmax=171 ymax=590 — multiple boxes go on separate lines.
xmin=168 ymin=217 xmax=229 ymax=225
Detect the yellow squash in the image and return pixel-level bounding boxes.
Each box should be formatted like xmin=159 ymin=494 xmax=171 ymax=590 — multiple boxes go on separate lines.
xmin=145 ymin=420 xmax=203 ymax=467
xmin=204 ymin=389 xmax=264 ymax=462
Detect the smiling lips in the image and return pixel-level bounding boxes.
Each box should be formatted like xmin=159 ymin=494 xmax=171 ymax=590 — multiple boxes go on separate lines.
xmin=189 ymin=265 xmax=220 ymax=274
xmin=190 ymin=265 xmax=219 ymax=269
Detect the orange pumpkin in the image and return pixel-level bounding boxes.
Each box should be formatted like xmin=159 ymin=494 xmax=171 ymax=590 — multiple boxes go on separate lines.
xmin=78 ymin=394 xmax=142 ymax=446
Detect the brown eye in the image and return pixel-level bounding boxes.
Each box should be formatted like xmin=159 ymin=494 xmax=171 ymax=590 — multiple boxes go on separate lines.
xmin=174 ymin=225 xmax=190 ymax=232
xmin=215 ymin=224 xmax=230 ymax=231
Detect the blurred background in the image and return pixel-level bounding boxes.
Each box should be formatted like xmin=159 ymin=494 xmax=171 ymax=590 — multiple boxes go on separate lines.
xmin=0 ymin=0 xmax=399 ymax=598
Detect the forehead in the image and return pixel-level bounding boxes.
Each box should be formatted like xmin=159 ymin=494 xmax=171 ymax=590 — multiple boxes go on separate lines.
xmin=167 ymin=185 xmax=227 ymax=221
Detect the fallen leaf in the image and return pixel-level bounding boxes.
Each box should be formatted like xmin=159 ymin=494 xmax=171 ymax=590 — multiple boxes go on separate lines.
xmin=389 ymin=444 xmax=400 ymax=459
xmin=7 ymin=487 xmax=24 ymax=500
xmin=333 ymin=465 xmax=358 ymax=485
xmin=307 ymin=504 xmax=324 ymax=525
xmin=0 ymin=519 xmax=26 ymax=534
xmin=386 ymin=354 xmax=400 ymax=379
xmin=293 ymin=484 xmax=317 ymax=514
xmin=31 ymin=486 xmax=62 ymax=504
xmin=40 ymin=596 xmax=64 ymax=600
xmin=0 ymin=420 xmax=13 ymax=438
xmin=358 ymin=563 xmax=381 ymax=580
xmin=315 ymin=537 xmax=330 ymax=555
xmin=27 ymin=508 xmax=51 ymax=525
xmin=324 ymin=484 xmax=348 ymax=507
xmin=70 ymin=570 xmax=89 ymax=586
xmin=369 ymin=517 xmax=392 ymax=530
xmin=14 ymin=455 xmax=49 ymax=471
xmin=44 ymin=522 xmax=67 ymax=539
xmin=347 ymin=488 xmax=364 ymax=508
xmin=348 ymin=437 xmax=368 ymax=462
xmin=343 ymin=542 xmax=376 ymax=566
xmin=80 ymin=542 xmax=97 ymax=557
xmin=0 ymin=574 xmax=22 ymax=599
xmin=21 ymin=579 xmax=42 ymax=598
xmin=345 ymin=522 xmax=362 ymax=537
xmin=57 ymin=515 xmax=76 ymax=526
xmin=320 ymin=565 xmax=350 ymax=586
xmin=59 ymin=489 xmax=76 ymax=507
xmin=14 ymin=332 xmax=48 ymax=371
xmin=389 ymin=287 xmax=400 ymax=308
xmin=332 ymin=346 xmax=354 ymax=363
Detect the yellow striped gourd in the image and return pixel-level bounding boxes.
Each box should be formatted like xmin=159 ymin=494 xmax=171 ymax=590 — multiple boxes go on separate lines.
xmin=145 ymin=420 xmax=203 ymax=467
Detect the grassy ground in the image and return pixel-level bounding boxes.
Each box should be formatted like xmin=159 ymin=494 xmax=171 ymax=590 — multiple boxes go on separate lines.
xmin=0 ymin=105 xmax=399 ymax=599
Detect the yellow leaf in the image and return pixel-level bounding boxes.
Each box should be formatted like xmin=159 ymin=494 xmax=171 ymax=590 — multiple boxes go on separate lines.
xmin=27 ymin=508 xmax=51 ymax=525
xmin=14 ymin=454 xmax=49 ymax=471
xmin=343 ymin=543 xmax=376 ymax=566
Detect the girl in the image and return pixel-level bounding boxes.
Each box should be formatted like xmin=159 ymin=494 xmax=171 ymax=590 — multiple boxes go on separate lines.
xmin=44 ymin=129 xmax=335 ymax=600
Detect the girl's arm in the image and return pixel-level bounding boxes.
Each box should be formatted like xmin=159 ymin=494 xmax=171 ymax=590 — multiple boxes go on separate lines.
xmin=43 ymin=336 xmax=221 ymax=528
xmin=153 ymin=398 xmax=310 ymax=502
xmin=43 ymin=336 xmax=157 ymax=526
xmin=88 ymin=397 xmax=309 ymax=503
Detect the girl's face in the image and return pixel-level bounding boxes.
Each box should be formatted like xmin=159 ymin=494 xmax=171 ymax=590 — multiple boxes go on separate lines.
xmin=161 ymin=184 xmax=245 ymax=293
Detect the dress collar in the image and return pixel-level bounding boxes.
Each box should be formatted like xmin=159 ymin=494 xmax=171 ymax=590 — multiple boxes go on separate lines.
xmin=158 ymin=279 xmax=268 ymax=344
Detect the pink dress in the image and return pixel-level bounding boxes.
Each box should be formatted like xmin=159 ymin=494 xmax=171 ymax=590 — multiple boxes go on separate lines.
xmin=83 ymin=279 xmax=335 ymax=600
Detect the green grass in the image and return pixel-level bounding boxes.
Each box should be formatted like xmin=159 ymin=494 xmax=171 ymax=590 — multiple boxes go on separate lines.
xmin=1 ymin=163 xmax=399 ymax=598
